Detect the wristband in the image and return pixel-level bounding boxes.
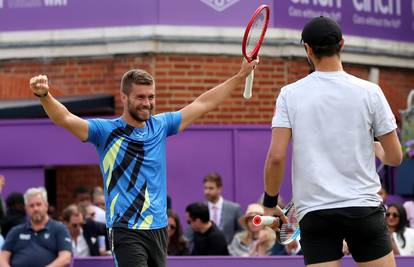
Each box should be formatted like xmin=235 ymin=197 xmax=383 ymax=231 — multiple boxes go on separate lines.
xmin=263 ymin=192 xmax=279 ymax=208
xmin=34 ymin=91 xmax=49 ymax=98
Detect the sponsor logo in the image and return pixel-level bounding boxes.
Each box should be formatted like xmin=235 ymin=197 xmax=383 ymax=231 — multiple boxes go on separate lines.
xmin=200 ymin=0 xmax=239 ymax=12
xmin=19 ymin=234 xmax=31 ymax=240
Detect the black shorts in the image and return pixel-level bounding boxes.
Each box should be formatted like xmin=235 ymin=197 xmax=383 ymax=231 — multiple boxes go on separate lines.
xmin=299 ymin=205 xmax=391 ymax=265
xmin=109 ymin=227 xmax=168 ymax=267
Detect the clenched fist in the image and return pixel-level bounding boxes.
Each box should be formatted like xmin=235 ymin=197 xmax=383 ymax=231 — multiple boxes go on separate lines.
xmin=30 ymin=74 xmax=49 ymax=97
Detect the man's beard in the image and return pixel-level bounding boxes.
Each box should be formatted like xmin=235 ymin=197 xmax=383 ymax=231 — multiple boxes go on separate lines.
xmin=31 ymin=212 xmax=46 ymax=224
xmin=127 ymin=101 xmax=153 ymax=122
xmin=306 ymin=56 xmax=315 ymax=73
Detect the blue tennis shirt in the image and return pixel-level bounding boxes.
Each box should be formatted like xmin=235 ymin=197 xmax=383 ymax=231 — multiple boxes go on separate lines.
xmin=87 ymin=112 xmax=181 ymax=230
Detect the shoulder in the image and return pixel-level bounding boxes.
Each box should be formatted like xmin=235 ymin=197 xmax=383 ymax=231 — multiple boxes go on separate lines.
xmin=7 ymin=223 xmax=26 ymax=235
xmin=223 ymin=199 xmax=241 ymax=209
xmin=48 ymin=220 xmax=69 ymax=232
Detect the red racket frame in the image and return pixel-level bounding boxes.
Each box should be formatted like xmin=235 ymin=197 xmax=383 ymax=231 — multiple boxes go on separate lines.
xmin=242 ymin=5 xmax=270 ymax=63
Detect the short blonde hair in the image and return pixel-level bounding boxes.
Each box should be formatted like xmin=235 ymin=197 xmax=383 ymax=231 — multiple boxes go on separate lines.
xmin=24 ymin=187 xmax=48 ymax=205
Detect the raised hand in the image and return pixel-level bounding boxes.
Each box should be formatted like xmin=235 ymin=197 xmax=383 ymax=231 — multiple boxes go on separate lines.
xmin=29 ymin=74 xmax=49 ymax=97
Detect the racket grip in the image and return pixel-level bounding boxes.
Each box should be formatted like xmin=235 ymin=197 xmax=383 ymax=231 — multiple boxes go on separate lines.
xmin=243 ymin=70 xmax=254 ymax=99
xmin=252 ymin=215 xmax=277 ymax=226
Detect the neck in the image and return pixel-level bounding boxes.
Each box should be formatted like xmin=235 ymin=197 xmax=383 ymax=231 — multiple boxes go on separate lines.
xmin=314 ymin=55 xmax=343 ymax=72
xmin=199 ymin=221 xmax=212 ymax=234
xmin=210 ymin=196 xmax=221 ymax=204
xmin=31 ymin=215 xmax=49 ymax=231
xmin=122 ymin=114 xmax=146 ymax=128
xmin=389 ymin=226 xmax=397 ymax=232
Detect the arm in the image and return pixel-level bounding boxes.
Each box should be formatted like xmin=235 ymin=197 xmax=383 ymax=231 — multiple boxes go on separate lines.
xmin=30 ymin=75 xmax=88 ymax=141
xmin=263 ymin=127 xmax=291 ymax=221
xmin=374 ymin=130 xmax=402 ymax=166
xmin=0 ymin=251 xmax=11 ymax=267
xmin=179 ymin=59 xmax=257 ymax=131
xmin=45 ymin=251 xmax=71 ymax=267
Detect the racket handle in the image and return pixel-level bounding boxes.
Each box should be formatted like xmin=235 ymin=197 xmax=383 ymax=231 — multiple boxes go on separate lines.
xmin=252 ymin=215 xmax=277 ymax=226
xmin=243 ymin=69 xmax=254 ymax=99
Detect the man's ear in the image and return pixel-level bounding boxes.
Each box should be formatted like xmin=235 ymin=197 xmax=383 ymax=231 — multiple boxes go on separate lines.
xmin=339 ymin=38 xmax=345 ymax=50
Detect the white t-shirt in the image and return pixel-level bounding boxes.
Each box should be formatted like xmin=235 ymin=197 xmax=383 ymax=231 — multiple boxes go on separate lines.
xmin=393 ymin=227 xmax=414 ymax=256
xmin=272 ymin=71 xmax=397 ymax=221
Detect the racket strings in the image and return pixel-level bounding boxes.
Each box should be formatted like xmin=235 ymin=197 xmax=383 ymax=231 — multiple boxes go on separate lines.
xmin=246 ymin=11 xmax=266 ymax=56
xmin=279 ymin=205 xmax=300 ymax=244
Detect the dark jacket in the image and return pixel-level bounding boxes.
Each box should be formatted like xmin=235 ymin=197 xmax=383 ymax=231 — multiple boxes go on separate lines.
xmin=82 ymin=218 xmax=107 ymax=256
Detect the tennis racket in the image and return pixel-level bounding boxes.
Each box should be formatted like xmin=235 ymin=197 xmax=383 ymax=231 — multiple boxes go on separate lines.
xmin=252 ymin=200 xmax=300 ymax=245
xmin=241 ymin=5 xmax=270 ymax=99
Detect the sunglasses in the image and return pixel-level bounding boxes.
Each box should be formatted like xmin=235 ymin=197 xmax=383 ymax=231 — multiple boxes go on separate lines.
xmin=386 ymin=212 xmax=399 ymax=218
xmin=71 ymin=223 xmax=81 ymax=228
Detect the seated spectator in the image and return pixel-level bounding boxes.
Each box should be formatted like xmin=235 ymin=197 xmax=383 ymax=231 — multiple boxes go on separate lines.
xmin=62 ymin=204 xmax=108 ymax=257
xmin=186 ymin=202 xmax=229 ymax=255
xmin=74 ymin=186 xmax=105 ymax=224
xmin=0 ymin=192 xmax=26 ymax=238
xmin=386 ymin=203 xmax=414 ymax=255
xmin=228 ymin=203 xmax=275 ymax=256
xmin=0 ymin=187 xmax=72 ymax=267
xmin=167 ymin=210 xmax=189 ymax=255
xmin=92 ymin=187 xmax=106 ymax=211
xmin=403 ymin=198 xmax=414 ymax=228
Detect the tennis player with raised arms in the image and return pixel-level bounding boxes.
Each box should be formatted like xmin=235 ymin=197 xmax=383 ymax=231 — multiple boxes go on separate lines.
xmin=29 ymin=59 xmax=257 ymax=267
xmin=263 ymin=16 xmax=402 ymax=266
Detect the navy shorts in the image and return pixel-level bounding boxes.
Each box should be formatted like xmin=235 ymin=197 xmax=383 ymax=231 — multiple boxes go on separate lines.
xmin=299 ymin=205 xmax=391 ymax=265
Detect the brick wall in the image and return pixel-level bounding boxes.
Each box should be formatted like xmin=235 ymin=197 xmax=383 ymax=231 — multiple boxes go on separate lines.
xmin=1 ymin=53 xmax=414 ymax=213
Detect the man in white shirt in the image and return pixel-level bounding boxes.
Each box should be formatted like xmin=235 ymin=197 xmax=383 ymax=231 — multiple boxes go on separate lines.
xmin=262 ymin=16 xmax=402 ymax=267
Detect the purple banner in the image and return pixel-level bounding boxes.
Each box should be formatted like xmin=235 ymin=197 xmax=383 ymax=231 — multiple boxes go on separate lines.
xmin=274 ymin=0 xmax=414 ymax=42
xmin=0 ymin=1 xmax=413 ymax=42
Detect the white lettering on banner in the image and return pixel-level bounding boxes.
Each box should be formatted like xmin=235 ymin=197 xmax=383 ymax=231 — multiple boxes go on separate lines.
xmin=290 ymin=0 xmax=342 ymax=8
xmin=44 ymin=0 xmax=67 ymax=6
xmin=9 ymin=0 xmax=42 ymax=8
xmin=200 ymin=0 xmax=239 ymax=12
xmin=353 ymin=0 xmax=401 ymax=16
xmin=0 ymin=0 xmax=3 ymax=9
xmin=412 ymin=0 xmax=414 ymax=15
xmin=289 ymin=6 xmax=341 ymax=21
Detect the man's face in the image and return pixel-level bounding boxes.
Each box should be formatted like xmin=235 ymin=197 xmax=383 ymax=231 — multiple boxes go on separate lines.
xmin=26 ymin=194 xmax=48 ymax=224
xmin=67 ymin=213 xmax=84 ymax=237
xmin=203 ymin=181 xmax=221 ymax=203
xmin=123 ymin=84 xmax=155 ymax=122
xmin=76 ymin=193 xmax=91 ymax=205
xmin=186 ymin=212 xmax=200 ymax=232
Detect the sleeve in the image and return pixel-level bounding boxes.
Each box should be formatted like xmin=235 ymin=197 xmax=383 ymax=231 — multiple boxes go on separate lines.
xmin=86 ymin=119 xmax=107 ymax=146
xmin=372 ymin=87 xmax=397 ymax=137
xmin=159 ymin=112 xmax=182 ymax=137
xmin=1 ymin=227 xmax=17 ymax=251
xmin=271 ymin=88 xmax=292 ymax=129
xmin=55 ymin=223 xmax=72 ymax=253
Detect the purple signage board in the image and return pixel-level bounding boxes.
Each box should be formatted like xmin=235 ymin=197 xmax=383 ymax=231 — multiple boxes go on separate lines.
xmin=1 ymin=1 xmax=412 ymax=42
xmin=274 ymin=0 xmax=414 ymax=42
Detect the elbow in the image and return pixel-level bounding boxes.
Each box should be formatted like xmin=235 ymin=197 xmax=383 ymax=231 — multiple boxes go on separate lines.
xmin=267 ymin=153 xmax=286 ymax=166
xmin=387 ymin=153 xmax=403 ymax=167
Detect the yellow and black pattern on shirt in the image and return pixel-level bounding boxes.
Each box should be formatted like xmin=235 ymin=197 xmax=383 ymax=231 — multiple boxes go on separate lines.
xmin=102 ymin=125 xmax=152 ymax=228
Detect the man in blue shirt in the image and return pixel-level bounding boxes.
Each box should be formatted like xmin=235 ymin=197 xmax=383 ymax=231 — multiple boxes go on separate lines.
xmin=0 ymin=187 xmax=72 ymax=267
xmin=29 ymin=59 xmax=258 ymax=267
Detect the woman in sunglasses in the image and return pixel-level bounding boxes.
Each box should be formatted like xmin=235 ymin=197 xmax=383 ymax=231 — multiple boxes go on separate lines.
xmin=386 ymin=203 xmax=414 ymax=255
xmin=167 ymin=210 xmax=189 ymax=256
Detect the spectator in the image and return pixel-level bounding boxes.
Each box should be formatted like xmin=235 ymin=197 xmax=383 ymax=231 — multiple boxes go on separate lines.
xmin=228 ymin=203 xmax=275 ymax=256
xmin=403 ymin=198 xmax=414 ymax=228
xmin=167 ymin=210 xmax=189 ymax=256
xmin=0 ymin=192 xmax=26 ymax=238
xmin=92 ymin=187 xmax=105 ymax=211
xmin=73 ymin=186 xmax=105 ymax=224
xmin=62 ymin=204 xmax=108 ymax=257
xmin=186 ymin=202 xmax=229 ymax=255
xmin=0 ymin=187 xmax=72 ymax=267
xmin=202 ymin=172 xmax=243 ymax=243
xmin=386 ymin=203 xmax=414 ymax=255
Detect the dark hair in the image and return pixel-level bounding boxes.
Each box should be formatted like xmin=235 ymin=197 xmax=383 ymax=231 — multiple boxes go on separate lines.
xmin=6 ymin=192 xmax=24 ymax=208
xmin=167 ymin=210 xmax=187 ymax=254
xmin=62 ymin=204 xmax=81 ymax=222
xmin=121 ymin=69 xmax=154 ymax=94
xmin=186 ymin=202 xmax=210 ymax=223
xmin=73 ymin=186 xmax=89 ymax=197
xmin=388 ymin=203 xmax=409 ymax=248
xmin=308 ymin=43 xmax=341 ymax=59
xmin=203 ymin=172 xmax=222 ymax=188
